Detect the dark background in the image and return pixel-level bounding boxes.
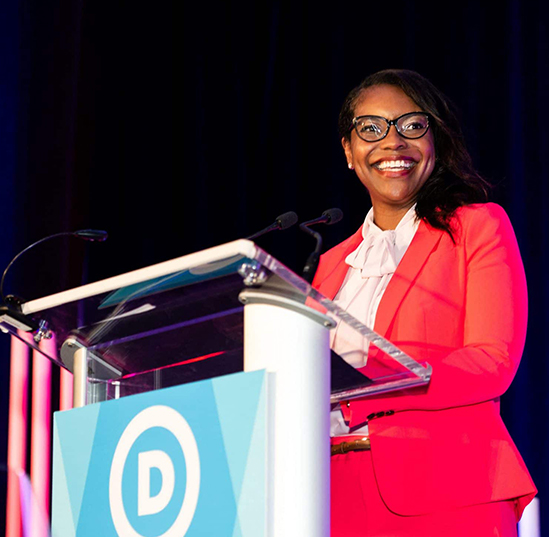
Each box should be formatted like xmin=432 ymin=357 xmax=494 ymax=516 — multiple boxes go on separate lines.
xmin=0 ymin=0 xmax=548 ymax=533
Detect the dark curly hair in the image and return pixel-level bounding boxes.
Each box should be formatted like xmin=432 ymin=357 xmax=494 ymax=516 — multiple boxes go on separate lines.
xmin=339 ymin=69 xmax=490 ymax=238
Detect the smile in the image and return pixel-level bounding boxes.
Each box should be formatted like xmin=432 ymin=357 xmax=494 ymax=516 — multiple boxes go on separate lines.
xmin=373 ymin=159 xmax=417 ymax=171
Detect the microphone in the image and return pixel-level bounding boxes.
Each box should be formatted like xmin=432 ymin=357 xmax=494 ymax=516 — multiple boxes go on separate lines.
xmin=246 ymin=211 xmax=299 ymax=241
xmin=301 ymin=208 xmax=343 ymax=229
xmin=300 ymin=208 xmax=344 ymax=283
xmin=73 ymin=229 xmax=109 ymax=241
xmin=0 ymin=229 xmax=108 ymax=333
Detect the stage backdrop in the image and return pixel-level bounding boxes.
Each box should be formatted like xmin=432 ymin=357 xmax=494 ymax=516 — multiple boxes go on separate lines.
xmin=0 ymin=0 xmax=547 ymax=534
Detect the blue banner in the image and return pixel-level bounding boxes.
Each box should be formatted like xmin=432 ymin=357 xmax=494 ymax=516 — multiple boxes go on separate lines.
xmin=52 ymin=370 xmax=266 ymax=537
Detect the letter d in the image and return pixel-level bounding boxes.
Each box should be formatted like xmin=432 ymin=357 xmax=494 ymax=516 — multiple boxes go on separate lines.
xmin=138 ymin=450 xmax=175 ymax=516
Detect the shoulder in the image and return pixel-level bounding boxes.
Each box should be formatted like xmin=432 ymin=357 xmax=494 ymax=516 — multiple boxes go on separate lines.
xmin=451 ymin=203 xmax=515 ymax=244
xmin=448 ymin=203 xmax=522 ymax=263
xmin=454 ymin=202 xmax=509 ymax=223
xmin=323 ymin=226 xmax=363 ymax=258
xmin=312 ymin=227 xmax=362 ymax=288
xmin=319 ymin=226 xmax=363 ymax=267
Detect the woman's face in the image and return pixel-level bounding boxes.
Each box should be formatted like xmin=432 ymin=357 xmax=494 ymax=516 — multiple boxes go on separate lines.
xmin=343 ymin=84 xmax=435 ymax=218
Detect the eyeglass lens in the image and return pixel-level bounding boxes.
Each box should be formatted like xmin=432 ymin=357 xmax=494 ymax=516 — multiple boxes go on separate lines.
xmin=353 ymin=113 xmax=429 ymax=142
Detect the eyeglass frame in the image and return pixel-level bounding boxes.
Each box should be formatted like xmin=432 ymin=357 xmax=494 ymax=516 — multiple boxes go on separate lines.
xmin=350 ymin=111 xmax=432 ymax=142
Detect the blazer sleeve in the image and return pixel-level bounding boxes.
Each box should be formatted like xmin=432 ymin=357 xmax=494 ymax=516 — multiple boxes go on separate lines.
xmin=347 ymin=204 xmax=528 ymax=424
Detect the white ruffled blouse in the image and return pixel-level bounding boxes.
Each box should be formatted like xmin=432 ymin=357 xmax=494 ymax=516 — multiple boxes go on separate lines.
xmin=330 ymin=205 xmax=419 ymax=436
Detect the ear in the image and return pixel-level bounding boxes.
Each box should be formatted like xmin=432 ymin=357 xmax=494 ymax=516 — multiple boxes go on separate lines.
xmin=341 ymin=137 xmax=353 ymax=168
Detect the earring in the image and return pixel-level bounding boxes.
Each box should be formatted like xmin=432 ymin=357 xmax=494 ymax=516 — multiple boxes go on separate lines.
xmin=348 ymin=163 xmax=354 ymax=170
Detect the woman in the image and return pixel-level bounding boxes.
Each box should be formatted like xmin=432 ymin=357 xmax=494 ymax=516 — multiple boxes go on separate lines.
xmin=312 ymin=70 xmax=536 ymax=536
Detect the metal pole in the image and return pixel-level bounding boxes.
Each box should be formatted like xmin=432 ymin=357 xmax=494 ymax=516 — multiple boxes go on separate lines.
xmin=72 ymin=346 xmax=88 ymax=408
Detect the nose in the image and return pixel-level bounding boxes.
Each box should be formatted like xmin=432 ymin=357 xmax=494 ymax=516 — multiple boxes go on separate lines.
xmin=380 ymin=124 xmax=407 ymax=150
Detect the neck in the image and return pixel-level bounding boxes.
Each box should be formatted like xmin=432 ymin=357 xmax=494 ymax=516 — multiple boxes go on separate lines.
xmin=372 ymin=204 xmax=414 ymax=230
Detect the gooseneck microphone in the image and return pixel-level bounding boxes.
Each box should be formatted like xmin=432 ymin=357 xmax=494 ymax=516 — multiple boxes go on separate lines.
xmin=0 ymin=229 xmax=109 ymax=310
xmin=300 ymin=208 xmax=344 ymax=283
xmin=246 ymin=211 xmax=299 ymax=241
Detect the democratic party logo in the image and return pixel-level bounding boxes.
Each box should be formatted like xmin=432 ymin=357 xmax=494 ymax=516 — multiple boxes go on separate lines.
xmin=108 ymin=405 xmax=200 ymax=537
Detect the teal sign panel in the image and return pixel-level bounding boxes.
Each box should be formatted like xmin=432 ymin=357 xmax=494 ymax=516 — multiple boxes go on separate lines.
xmin=52 ymin=370 xmax=266 ymax=537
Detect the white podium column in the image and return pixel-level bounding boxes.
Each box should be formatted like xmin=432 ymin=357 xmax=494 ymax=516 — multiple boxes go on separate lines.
xmin=240 ymin=290 xmax=333 ymax=537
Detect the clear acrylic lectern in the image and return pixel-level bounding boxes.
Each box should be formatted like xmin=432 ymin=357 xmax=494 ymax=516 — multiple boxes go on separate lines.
xmin=1 ymin=239 xmax=431 ymax=537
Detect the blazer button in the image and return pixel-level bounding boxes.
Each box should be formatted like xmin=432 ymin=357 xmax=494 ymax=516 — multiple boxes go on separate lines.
xmin=367 ymin=413 xmax=376 ymax=421
xmin=386 ymin=410 xmax=395 ymax=416
xmin=375 ymin=412 xmax=385 ymax=418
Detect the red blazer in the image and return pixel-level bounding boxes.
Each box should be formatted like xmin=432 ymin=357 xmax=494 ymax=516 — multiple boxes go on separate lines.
xmin=313 ymin=203 xmax=536 ymax=516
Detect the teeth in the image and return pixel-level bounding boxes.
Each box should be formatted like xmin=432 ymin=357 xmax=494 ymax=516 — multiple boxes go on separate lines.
xmin=375 ymin=159 xmax=415 ymax=170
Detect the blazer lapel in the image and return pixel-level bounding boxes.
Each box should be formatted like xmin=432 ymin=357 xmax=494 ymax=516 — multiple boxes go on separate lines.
xmin=374 ymin=221 xmax=444 ymax=338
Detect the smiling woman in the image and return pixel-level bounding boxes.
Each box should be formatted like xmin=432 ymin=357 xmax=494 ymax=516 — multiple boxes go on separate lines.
xmin=313 ymin=70 xmax=536 ymax=537
xmin=342 ymin=84 xmax=436 ymax=230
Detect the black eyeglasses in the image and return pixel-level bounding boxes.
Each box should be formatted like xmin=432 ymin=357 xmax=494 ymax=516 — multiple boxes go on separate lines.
xmin=351 ymin=112 xmax=431 ymax=142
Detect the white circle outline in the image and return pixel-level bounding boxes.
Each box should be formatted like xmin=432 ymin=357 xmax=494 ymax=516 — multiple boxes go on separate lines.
xmin=109 ymin=405 xmax=200 ymax=537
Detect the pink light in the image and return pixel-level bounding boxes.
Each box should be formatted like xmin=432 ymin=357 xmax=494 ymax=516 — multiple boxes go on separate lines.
xmin=30 ymin=337 xmax=54 ymax=537
xmin=6 ymin=332 xmax=31 ymax=537
xmin=120 ymin=350 xmax=226 ymax=379
xmin=59 ymin=367 xmax=73 ymax=412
